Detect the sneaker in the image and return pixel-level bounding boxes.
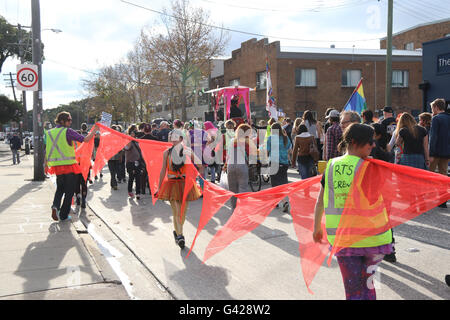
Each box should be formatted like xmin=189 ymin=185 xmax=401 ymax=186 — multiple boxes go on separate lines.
xmin=136 ymin=194 xmax=141 ymax=200
xmin=177 ymin=235 xmax=185 ymax=249
xmin=128 ymin=192 xmax=134 ymax=198
xmin=51 ymin=206 xmax=59 ymax=221
xmin=282 ymin=202 xmax=289 ymax=213
xmin=88 ymin=179 xmax=93 ymax=184
xmin=383 ymin=252 xmax=397 ymax=263
xmin=60 ymin=215 xmax=72 ymax=222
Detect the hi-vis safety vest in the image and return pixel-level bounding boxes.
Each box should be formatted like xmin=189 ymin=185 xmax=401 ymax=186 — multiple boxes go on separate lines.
xmin=323 ymin=154 xmax=392 ymax=248
xmin=45 ymin=127 xmax=77 ymax=167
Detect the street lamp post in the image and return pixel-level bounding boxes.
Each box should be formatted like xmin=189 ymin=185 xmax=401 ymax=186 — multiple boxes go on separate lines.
xmin=31 ymin=0 xmax=45 ymax=181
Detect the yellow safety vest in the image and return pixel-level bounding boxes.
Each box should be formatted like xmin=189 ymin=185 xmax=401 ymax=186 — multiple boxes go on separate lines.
xmin=45 ymin=127 xmax=77 ymax=167
xmin=323 ymin=154 xmax=392 ymax=248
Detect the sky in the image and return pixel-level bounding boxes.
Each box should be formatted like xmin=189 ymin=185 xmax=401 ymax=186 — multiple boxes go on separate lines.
xmin=1 ymin=0 xmax=449 ymax=111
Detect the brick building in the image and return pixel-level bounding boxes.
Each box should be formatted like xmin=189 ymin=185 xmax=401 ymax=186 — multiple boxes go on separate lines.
xmin=380 ymin=18 xmax=450 ymax=51
xmin=224 ymin=38 xmax=422 ymax=121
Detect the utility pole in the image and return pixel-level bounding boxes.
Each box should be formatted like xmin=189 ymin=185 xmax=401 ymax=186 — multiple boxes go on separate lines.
xmin=7 ymin=72 xmax=17 ymax=102
xmin=32 ymin=0 xmax=45 ymax=181
xmin=385 ymin=0 xmax=393 ymax=109
xmin=18 ymin=24 xmax=28 ymax=133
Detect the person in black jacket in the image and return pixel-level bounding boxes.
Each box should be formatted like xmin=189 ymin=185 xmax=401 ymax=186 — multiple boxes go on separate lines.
xmin=370 ymin=123 xmax=390 ymax=162
xmin=10 ymin=132 xmax=22 ymax=165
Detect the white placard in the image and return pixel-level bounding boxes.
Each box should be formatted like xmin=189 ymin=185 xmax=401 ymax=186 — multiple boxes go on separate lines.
xmin=100 ymin=112 xmax=112 ymax=127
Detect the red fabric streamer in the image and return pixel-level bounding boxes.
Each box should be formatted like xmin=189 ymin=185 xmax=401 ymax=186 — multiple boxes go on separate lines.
xmin=288 ymin=176 xmax=329 ymax=294
xmin=186 ymin=180 xmax=234 ymax=258
xmin=70 ymin=126 xmax=449 ymax=294
xmin=180 ymin=161 xmax=200 ymax=222
xmin=202 ymin=181 xmax=295 ymax=263
xmin=75 ymin=127 xmax=95 ymax=182
xmin=138 ymin=139 xmax=171 ymax=204
xmin=329 ymin=159 xmax=450 ymax=262
xmin=92 ymin=123 xmax=132 ymax=178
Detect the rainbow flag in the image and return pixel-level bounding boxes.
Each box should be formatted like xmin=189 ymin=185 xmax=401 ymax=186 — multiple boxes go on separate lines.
xmin=343 ymin=79 xmax=367 ymax=114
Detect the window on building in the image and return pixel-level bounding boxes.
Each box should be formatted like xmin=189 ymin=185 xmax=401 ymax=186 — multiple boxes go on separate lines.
xmin=404 ymin=42 xmax=414 ymax=50
xmin=229 ymin=78 xmax=240 ymax=86
xmin=256 ymin=71 xmax=267 ymax=90
xmin=341 ymin=69 xmax=361 ymax=87
xmin=392 ymin=70 xmax=409 ymax=88
xmin=295 ymin=68 xmax=316 ymax=87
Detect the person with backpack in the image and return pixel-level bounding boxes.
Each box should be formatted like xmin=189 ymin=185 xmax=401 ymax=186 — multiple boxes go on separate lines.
xmin=267 ymin=122 xmax=292 ymax=212
xmin=292 ymin=124 xmax=318 ymax=180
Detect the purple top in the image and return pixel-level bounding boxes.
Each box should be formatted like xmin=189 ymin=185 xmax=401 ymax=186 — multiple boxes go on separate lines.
xmin=332 ymin=243 xmax=393 ymax=257
xmin=56 ymin=125 xmax=85 ymax=146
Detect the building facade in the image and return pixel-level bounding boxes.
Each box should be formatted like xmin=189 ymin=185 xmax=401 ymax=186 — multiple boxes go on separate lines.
xmin=380 ymin=18 xmax=450 ymax=51
xmin=422 ymin=37 xmax=450 ymax=111
xmin=224 ymin=38 xmax=422 ymax=121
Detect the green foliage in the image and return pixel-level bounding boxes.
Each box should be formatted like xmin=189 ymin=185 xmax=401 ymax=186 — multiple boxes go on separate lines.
xmin=0 ymin=95 xmax=23 ymax=124
xmin=0 ymin=16 xmax=33 ymax=73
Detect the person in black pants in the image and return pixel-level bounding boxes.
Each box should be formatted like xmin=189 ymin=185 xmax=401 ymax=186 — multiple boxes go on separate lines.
xmin=108 ymin=125 xmax=122 ymax=190
xmin=124 ymin=125 xmax=143 ymax=200
xmin=140 ymin=124 xmax=158 ymax=195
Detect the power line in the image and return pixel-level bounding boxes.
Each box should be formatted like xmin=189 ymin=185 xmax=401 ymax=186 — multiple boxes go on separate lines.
xmin=398 ymin=0 xmax=443 ymax=22
xmin=45 ymin=58 xmax=198 ymax=89
xmin=197 ymin=0 xmax=373 ymax=14
xmin=119 ymin=0 xmax=385 ymax=43
xmin=407 ymin=0 xmax=450 ymax=19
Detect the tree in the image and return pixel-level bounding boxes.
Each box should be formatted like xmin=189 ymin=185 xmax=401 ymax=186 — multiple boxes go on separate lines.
xmin=0 ymin=95 xmax=23 ymax=124
xmin=0 ymin=16 xmax=33 ymax=73
xmin=82 ymin=64 xmax=133 ymax=124
xmin=141 ymin=0 xmax=229 ymax=121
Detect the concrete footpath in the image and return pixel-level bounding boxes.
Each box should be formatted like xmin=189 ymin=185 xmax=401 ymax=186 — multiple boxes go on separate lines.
xmin=0 ymin=143 xmax=170 ymax=300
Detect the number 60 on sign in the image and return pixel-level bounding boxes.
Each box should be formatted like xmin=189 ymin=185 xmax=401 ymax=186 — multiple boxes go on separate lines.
xmin=16 ymin=64 xmax=39 ymax=91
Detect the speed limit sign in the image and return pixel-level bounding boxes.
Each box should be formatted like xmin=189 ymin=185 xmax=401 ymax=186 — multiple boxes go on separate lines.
xmin=16 ymin=64 xmax=39 ymax=91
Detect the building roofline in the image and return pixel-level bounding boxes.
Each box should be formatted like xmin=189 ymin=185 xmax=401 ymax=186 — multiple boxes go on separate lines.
xmin=380 ymin=17 xmax=450 ymax=40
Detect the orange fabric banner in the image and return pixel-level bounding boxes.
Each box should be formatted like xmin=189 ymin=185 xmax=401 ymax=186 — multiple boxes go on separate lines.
xmin=138 ymin=139 xmax=171 ymax=204
xmin=202 ymin=181 xmax=294 ymax=263
xmin=72 ymin=125 xmax=449 ymax=294
xmin=75 ymin=127 xmax=95 ymax=182
xmin=92 ymin=123 xmax=133 ymax=178
xmin=329 ymin=159 xmax=450 ymax=261
xmin=288 ymin=176 xmax=329 ymax=294
xmin=186 ymin=180 xmax=234 ymax=258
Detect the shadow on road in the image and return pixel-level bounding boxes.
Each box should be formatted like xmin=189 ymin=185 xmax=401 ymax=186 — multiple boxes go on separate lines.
xmin=163 ymin=249 xmax=233 ymax=300
xmin=380 ymin=261 xmax=450 ymax=300
xmin=0 ymin=182 xmax=45 ymax=214
xmin=13 ymin=223 xmax=100 ymax=297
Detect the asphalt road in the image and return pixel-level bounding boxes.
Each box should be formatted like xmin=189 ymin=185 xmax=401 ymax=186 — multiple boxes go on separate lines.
xmin=85 ymin=164 xmax=450 ymax=300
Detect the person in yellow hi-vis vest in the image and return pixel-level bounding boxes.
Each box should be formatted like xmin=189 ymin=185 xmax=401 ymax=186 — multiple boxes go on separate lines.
xmin=313 ymin=123 xmax=393 ymax=300
xmin=45 ymin=112 xmax=97 ymax=221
